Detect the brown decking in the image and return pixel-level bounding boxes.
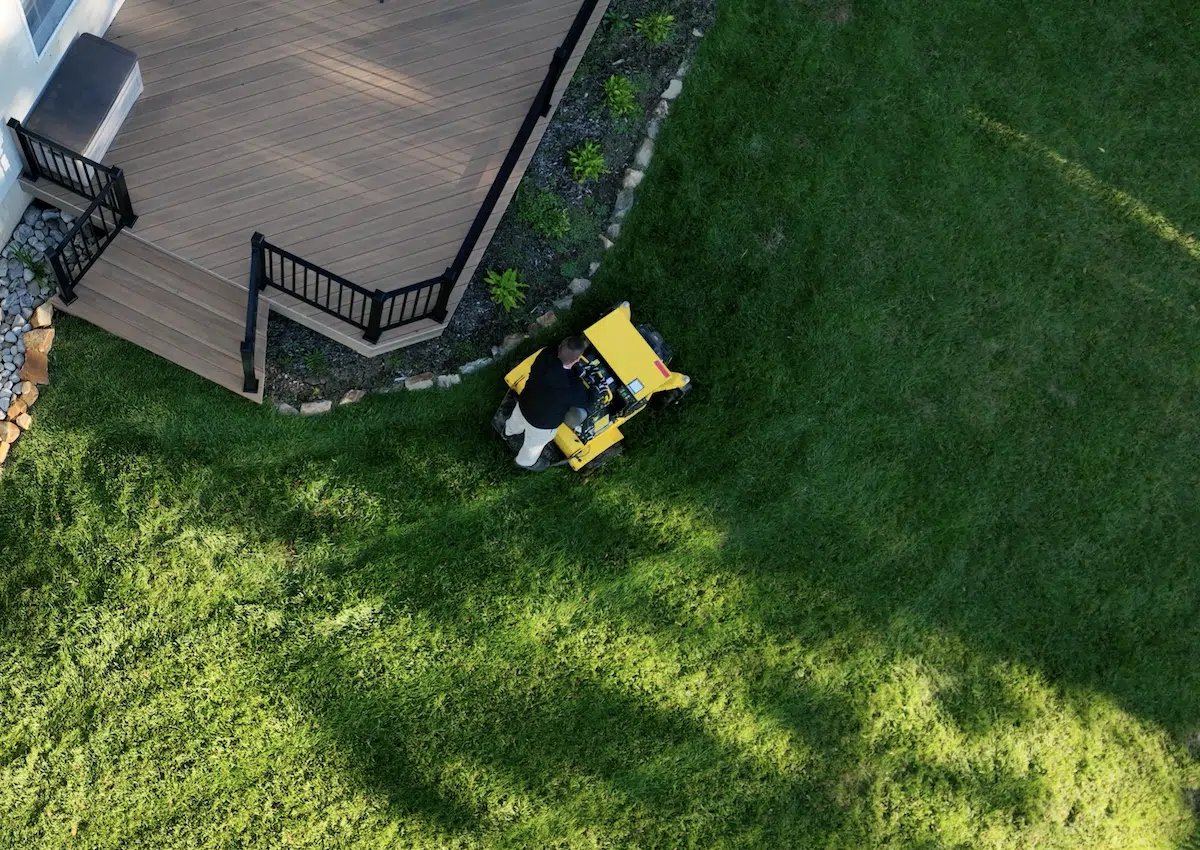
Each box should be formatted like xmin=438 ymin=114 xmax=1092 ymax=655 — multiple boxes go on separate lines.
xmin=99 ymin=0 xmax=604 ymax=354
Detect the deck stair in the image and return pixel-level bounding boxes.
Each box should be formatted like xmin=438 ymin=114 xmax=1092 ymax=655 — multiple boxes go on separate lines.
xmin=23 ymin=177 xmax=264 ymax=400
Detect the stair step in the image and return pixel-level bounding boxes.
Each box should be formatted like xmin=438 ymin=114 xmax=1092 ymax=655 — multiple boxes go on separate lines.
xmin=102 ymin=235 xmax=247 ymax=325
xmin=57 ymin=284 xmax=257 ymax=399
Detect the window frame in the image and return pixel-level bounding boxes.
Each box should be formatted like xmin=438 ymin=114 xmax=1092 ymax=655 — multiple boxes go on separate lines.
xmin=20 ymin=0 xmax=80 ymax=56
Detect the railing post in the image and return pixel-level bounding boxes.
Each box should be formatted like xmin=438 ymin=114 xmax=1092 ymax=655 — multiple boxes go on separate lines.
xmin=7 ymin=118 xmax=42 ymax=181
xmin=109 ymin=167 xmax=138 ymax=227
xmin=240 ymin=341 xmax=259 ymax=394
xmin=48 ymin=252 xmax=76 ymax=304
xmin=429 ymin=269 xmax=455 ymax=322
xmin=251 ymin=232 xmax=268 ymax=289
xmin=364 ymin=289 xmax=386 ymax=343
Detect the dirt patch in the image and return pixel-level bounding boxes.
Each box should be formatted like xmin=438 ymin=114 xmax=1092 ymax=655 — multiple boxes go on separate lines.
xmin=266 ymin=0 xmax=716 ymax=406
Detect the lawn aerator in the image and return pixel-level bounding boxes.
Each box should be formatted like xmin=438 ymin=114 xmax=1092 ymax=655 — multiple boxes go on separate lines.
xmin=493 ymin=303 xmax=691 ymax=471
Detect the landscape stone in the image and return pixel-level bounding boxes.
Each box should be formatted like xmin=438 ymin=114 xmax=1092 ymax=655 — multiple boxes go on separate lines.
xmin=0 ymin=421 xmax=17 ymax=443
xmin=339 ymin=389 xmax=367 ymax=405
xmin=5 ymin=398 xmax=26 ymax=420
xmin=568 ymin=278 xmax=591 ymax=295
xmin=623 ymin=169 xmax=644 ymax=189
xmin=276 ymin=402 xmax=299 ymax=415
xmin=20 ymin=350 xmax=48 ymax=384
xmin=693 ymin=27 xmax=704 ymax=37
xmin=300 ymin=400 xmax=333 ymax=415
xmin=17 ymin=382 xmax=37 ymax=406
xmin=606 ymin=222 xmax=622 ymax=239
xmin=535 ymin=310 xmax=557 ymax=328
xmin=653 ymin=100 xmax=670 ymax=119
xmin=0 ymin=440 xmax=8 ymax=464
xmin=646 ymin=118 xmax=661 ymax=139
xmin=588 ymin=261 xmax=601 ymax=275
xmin=459 ymin=356 xmax=492 ymax=375
xmin=498 ymin=333 xmax=526 ymax=355
xmin=600 ymin=235 xmax=615 ymax=250
xmin=435 ymin=374 xmax=461 ymax=389
xmin=662 ymin=79 xmax=683 ymax=100
xmin=405 ymin=372 xmax=435 ymax=391
xmin=553 ymin=295 xmax=574 ymax=311
xmin=634 ymin=138 xmax=655 ymax=169
xmin=23 ymin=327 xmax=54 ymax=354
xmin=14 ymin=412 xmax=31 ymax=430
xmin=31 ymin=303 xmax=52 ymax=328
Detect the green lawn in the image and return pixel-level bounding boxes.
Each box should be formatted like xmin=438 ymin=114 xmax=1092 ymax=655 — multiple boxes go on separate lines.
xmin=2 ymin=1 xmax=1199 ymax=847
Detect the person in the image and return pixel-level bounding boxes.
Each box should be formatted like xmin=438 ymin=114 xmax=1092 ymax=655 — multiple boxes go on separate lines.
xmin=505 ymin=335 xmax=590 ymax=468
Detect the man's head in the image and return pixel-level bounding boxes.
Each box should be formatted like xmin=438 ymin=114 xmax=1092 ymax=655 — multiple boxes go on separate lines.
xmin=558 ymin=335 xmax=588 ymax=367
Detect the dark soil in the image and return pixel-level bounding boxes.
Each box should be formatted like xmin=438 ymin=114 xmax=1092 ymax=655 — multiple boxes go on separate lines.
xmin=266 ymin=0 xmax=717 ymax=406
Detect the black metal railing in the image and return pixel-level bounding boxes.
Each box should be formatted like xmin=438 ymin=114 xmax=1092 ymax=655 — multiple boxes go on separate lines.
xmin=240 ymin=233 xmax=266 ymax=394
xmin=241 ymin=0 xmax=601 ymax=347
xmin=46 ymin=172 xmax=135 ymax=304
xmin=7 ymin=118 xmax=137 ymax=224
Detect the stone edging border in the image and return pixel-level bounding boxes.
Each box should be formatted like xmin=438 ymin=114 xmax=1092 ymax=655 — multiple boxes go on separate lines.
xmin=276 ymin=45 xmax=699 ymax=417
xmin=1 ymin=206 xmax=65 ymax=473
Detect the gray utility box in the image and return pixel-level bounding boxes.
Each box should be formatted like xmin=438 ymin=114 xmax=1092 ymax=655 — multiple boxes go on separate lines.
xmin=24 ymin=33 xmax=142 ymax=176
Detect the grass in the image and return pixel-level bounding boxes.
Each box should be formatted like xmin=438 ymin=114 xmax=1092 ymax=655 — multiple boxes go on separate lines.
xmin=2 ymin=0 xmax=1199 ymax=847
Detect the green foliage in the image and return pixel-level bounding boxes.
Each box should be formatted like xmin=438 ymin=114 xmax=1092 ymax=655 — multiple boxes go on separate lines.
xmin=0 ymin=3 xmax=1196 ymax=848
xmin=517 ymin=188 xmax=572 ymax=240
xmin=485 ymin=267 xmax=528 ymax=311
xmin=603 ymin=74 xmax=639 ymax=117
xmin=604 ymin=7 xmax=631 ymax=34
xmin=567 ymin=140 xmax=606 ymax=183
xmin=9 ymin=245 xmax=47 ymax=284
xmin=302 ymin=350 xmax=329 ymax=375
xmin=634 ymin=12 xmax=675 ymax=45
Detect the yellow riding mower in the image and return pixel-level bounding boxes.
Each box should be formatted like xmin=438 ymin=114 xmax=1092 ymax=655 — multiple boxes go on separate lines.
xmin=493 ymin=303 xmax=691 ymax=471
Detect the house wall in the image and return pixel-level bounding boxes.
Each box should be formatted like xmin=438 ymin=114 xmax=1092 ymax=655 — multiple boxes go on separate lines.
xmin=0 ymin=0 xmax=125 ymax=237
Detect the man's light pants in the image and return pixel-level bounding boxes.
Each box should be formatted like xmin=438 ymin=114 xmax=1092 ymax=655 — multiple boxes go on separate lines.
xmin=505 ymin=402 xmax=558 ymax=467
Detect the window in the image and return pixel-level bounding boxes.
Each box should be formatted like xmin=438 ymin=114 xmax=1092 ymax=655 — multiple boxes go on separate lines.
xmin=22 ymin=0 xmax=76 ymax=53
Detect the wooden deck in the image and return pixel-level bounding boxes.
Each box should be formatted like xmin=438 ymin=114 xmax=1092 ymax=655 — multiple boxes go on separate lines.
xmin=99 ymin=0 xmax=604 ymax=354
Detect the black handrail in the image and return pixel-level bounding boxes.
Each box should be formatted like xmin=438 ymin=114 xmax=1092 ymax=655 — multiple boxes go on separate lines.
xmin=46 ymin=173 xmax=134 ymax=304
xmin=433 ymin=0 xmax=601 ymax=319
xmin=7 ymin=118 xmax=137 ymax=225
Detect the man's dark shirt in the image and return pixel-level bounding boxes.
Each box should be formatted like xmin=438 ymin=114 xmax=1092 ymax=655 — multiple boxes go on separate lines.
xmin=520 ymin=348 xmax=589 ymax=429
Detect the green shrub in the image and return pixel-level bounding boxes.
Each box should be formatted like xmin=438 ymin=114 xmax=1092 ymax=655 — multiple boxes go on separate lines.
xmin=485 ymin=268 xmax=528 ymax=311
xmin=635 ymin=12 xmax=675 ymax=45
xmin=603 ymin=75 xmax=639 ymax=117
xmin=567 ymin=141 xmax=607 ymax=183
xmin=603 ymin=8 xmax=631 ymax=34
xmin=517 ymin=189 xmax=571 ymax=240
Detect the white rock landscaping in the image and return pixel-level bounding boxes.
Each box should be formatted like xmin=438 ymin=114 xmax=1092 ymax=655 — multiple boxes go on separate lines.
xmin=0 ymin=204 xmax=64 ymax=473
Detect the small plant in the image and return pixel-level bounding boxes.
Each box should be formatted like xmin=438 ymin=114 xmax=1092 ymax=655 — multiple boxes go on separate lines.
xmin=603 ymin=75 xmax=639 ymax=117
xmin=485 ymin=268 xmax=528 ymax=312
xmin=517 ymin=189 xmax=571 ymax=241
xmin=567 ymin=141 xmax=606 ymax=183
xmin=634 ymin=12 xmax=675 ymax=45
xmin=603 ymin=8 xmax=631 ymax=33
xmin=303 ymin=350 xmax=330 ymax=375
xmin=10 ymin=245 xmax=48 ymax=285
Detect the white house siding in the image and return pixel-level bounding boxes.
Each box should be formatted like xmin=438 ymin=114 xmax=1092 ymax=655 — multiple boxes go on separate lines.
xmin=0 ymin=0 xmax=125 ymax=236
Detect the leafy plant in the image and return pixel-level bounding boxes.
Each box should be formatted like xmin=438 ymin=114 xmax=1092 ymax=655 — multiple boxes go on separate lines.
xmin=485 ymin=268 xmax=528 ymax=312
xmin=10 ymin=245 xmax=48 ymax=285
xmin=635 ymin=12 xmax=675 ymax=44
xmin=517 ymin=189 xmax=572 ymax=240
xmin=567 ymin=141 xmax=607 ymax=183
xmin=603 ymin=8 xmax=631 ymax=33
xmin=603 ymin=75 xmax=639 ymax=117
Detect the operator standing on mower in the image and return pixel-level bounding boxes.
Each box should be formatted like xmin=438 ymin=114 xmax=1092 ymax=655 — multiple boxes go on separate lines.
xmin=505 ymin=336 xmax=590 ymax=468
